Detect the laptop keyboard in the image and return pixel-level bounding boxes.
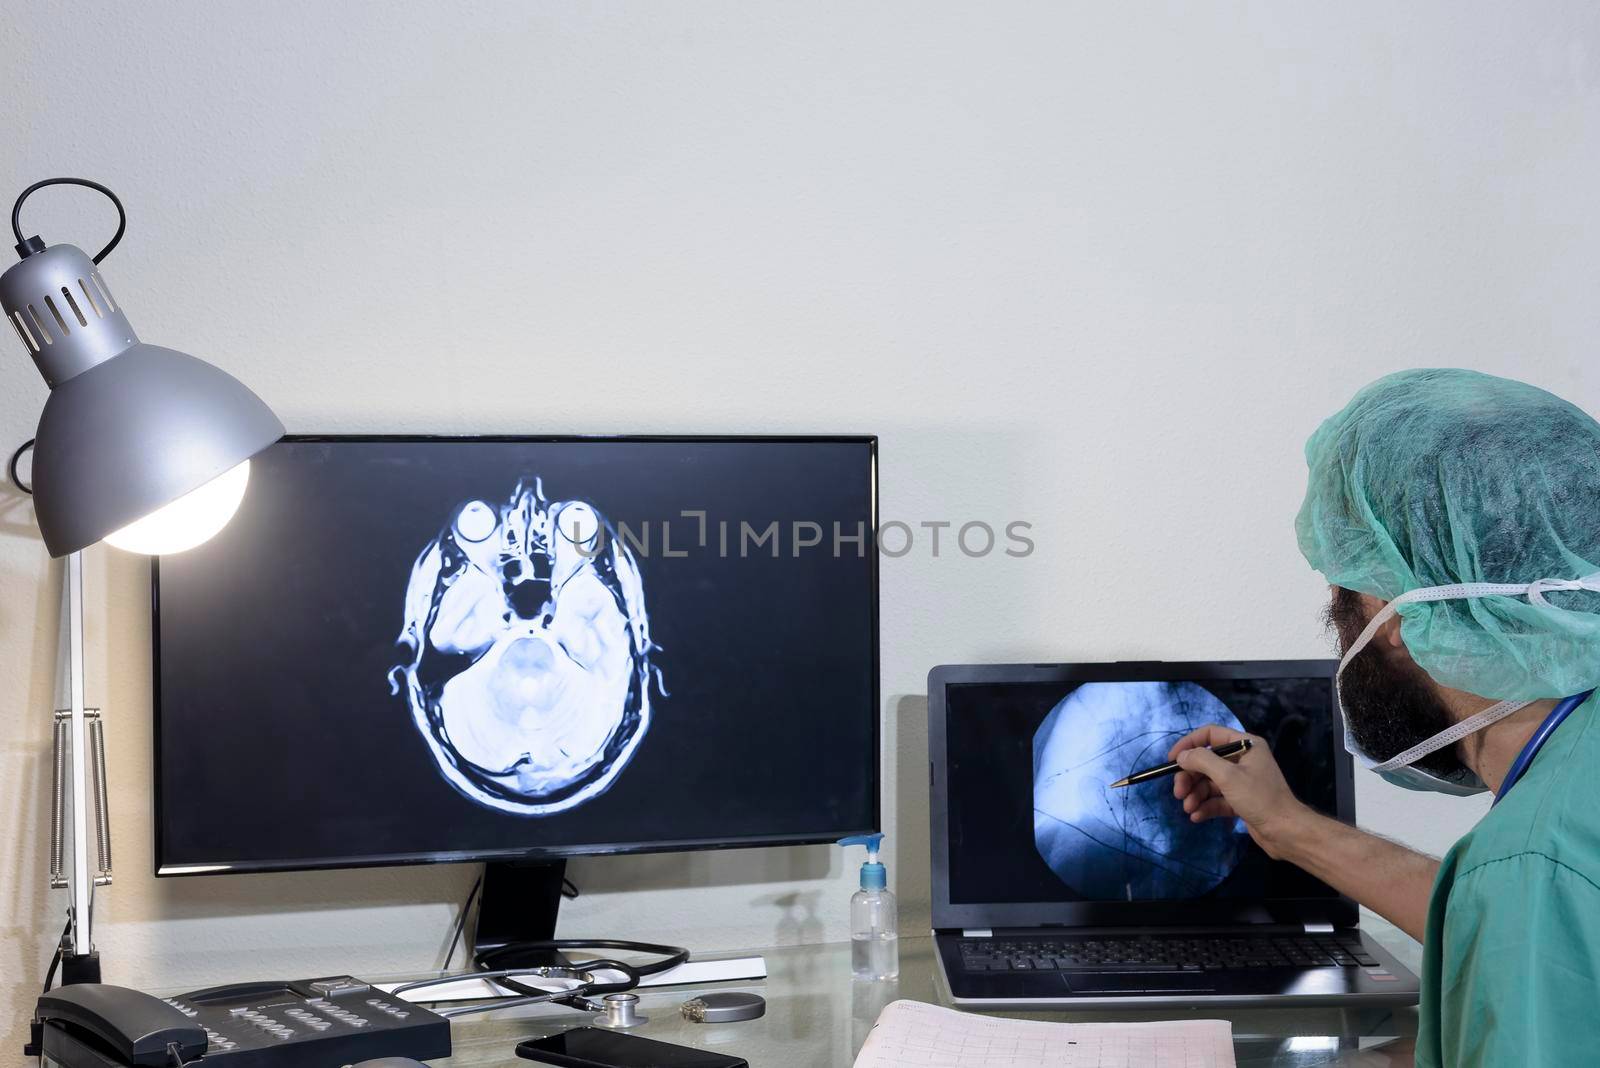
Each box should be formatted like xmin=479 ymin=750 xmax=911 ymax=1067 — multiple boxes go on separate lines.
xmin=959 ymin=933 xmax=1381 ymax=973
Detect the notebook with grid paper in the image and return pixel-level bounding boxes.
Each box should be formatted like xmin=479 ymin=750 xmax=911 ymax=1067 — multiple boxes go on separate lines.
xmin=854 ymin=1000 xmax=1234 ymax=1068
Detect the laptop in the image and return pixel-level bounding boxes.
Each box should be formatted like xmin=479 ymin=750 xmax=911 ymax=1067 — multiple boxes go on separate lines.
xmin=928 ymin=660 xmax=1421 ymax=1008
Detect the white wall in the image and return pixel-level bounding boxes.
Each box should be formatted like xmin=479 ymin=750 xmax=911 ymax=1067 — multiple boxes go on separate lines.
xmin=4 ymin=0 xmax=1598 ymax=1046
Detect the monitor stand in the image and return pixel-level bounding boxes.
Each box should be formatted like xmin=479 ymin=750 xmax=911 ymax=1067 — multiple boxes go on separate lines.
xmin=472 ymin=858 xmax=572 ymax=969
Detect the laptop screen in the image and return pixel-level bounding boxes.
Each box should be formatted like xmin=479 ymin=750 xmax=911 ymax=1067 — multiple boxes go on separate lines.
xmin=939 ymin=668 xmax=1343 ymax=912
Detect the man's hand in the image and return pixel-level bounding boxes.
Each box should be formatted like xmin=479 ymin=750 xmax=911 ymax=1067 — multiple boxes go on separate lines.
xmin=1166 ymin=722 xmax=1442 ymax=942
xmin=1168 ymin=724 xmax=1309 ymax=859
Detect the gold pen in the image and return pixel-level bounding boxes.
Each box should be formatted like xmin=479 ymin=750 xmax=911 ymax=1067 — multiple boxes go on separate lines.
xmin=1109 ymin=737 xmax=1253 ymax=789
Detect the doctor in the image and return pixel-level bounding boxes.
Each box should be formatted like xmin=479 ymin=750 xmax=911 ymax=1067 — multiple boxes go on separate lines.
xmin=1171 ymin=368 xmax=1600 ymax=1068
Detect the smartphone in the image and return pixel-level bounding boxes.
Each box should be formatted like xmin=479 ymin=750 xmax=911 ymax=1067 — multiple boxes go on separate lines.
xmin=516 ymin=1027 xmax=749 ymax=1068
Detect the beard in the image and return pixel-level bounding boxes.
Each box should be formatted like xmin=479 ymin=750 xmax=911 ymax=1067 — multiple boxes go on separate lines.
xmin=1325 ymin=586 xmax=1466 ymax=778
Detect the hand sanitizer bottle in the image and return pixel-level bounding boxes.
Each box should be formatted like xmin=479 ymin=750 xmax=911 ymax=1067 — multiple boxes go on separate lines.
xmin=839 ymin=833 xmax=898 ymax=980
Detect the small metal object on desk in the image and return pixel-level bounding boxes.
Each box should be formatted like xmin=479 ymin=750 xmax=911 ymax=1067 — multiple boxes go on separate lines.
xmin=593 ymin=992 xmax=648 ymax=1029
xmin=680 ymin=992 xmax=766 ymax=1023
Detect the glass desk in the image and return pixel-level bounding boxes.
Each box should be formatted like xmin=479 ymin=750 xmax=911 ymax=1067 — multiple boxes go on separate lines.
xmin=423 ymin=933 xmax=1418 ymax=1066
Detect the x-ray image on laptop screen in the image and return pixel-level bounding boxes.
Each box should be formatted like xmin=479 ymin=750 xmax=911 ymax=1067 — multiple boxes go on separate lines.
xmin=944 ymin=676 xmax=1338 ymax=904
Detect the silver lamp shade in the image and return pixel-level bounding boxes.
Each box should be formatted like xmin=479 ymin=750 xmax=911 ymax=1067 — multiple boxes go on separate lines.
xmin=2 ymin=242 xmax=283 ymax=556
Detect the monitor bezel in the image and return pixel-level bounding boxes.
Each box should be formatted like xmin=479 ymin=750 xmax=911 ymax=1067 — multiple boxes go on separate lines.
xmin=152 ymin=433 xmax=880 ymax=877
xmin=928 ymin=659 xmax=1358 ymax=930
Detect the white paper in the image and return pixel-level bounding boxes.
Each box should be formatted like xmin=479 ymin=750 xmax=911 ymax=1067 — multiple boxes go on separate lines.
xmin=637 ymin=956 xmax=768 ymax=989
xmin=854 ymin=1000 xmax=1235 ymax=1068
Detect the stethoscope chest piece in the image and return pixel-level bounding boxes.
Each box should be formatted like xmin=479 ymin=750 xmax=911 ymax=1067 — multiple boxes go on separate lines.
xmin=593 ymin=992 xmax=649 ymax=1029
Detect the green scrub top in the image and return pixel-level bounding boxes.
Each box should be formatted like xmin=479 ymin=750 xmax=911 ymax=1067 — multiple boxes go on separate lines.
xmin=1416 ymin=693 xmax=1600 ymax=1067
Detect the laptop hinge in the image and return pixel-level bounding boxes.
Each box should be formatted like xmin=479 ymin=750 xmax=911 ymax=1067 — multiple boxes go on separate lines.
xmin=1303 ymin=922 xmax=1335 ymax=933
xmin=961 ymin=928 xmax=993 ymax=938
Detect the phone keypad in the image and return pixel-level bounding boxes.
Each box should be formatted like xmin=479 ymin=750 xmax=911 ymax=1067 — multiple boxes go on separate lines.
xmin=153 ymin=974 xmax=450 ymax=1064
xmin=161 ymin=997 xmax=199 ymax=1018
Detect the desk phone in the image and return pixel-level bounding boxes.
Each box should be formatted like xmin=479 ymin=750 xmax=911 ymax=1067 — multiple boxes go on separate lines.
xmin=34 ymin=976 xmax=450 ymax=1067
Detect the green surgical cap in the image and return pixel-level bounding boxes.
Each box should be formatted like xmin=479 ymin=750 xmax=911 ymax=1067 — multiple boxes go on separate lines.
xmin=1296 ymin=368 xmax=1600 ymax=700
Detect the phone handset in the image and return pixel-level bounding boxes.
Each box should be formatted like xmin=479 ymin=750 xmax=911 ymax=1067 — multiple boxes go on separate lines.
xmin=34 ymin=984 xmax=207 ymax=1066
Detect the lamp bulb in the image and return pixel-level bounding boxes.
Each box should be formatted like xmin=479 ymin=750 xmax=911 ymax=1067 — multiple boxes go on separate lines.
xmin=103 ymin=461 xmax=251 ymax=555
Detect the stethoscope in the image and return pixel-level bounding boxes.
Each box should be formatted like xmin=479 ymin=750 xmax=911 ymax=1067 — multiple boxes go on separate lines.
xmin=1493 ymin=690 xmax=1594 ymax=805
xmin=388 ymin=939 xmax=690 ymax=1028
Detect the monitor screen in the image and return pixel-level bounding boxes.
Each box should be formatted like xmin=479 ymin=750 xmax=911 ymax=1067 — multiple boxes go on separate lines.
xmin=153 ymin=436 xmax=879 ymax=875
xmin=940 ymin=671 xmax=1340 ymax=908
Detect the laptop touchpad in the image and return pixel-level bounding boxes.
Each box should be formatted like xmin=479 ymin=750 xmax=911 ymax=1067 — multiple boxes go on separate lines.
xmin=1063 ymin=974 xmax=1215 ymax=994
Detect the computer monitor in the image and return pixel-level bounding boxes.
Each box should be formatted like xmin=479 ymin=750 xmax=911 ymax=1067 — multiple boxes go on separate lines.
xmin=152 ymin=436 xmax=879 ymax=939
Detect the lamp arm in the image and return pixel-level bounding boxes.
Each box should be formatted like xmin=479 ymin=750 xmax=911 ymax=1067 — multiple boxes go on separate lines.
xmin=66 ymin=551 xmax=93 ymax=957
xmin=89 ymin=712 xmax=113 ymax=882
xmin=51 ymin=550 xmax=110 ymax=971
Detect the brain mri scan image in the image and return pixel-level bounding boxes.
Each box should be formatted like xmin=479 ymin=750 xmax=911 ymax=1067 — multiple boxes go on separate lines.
xmin=390 ymin=478 xmax=654 ymax=815
xmin=1033 ymin=681 xmax=1248 ymax=899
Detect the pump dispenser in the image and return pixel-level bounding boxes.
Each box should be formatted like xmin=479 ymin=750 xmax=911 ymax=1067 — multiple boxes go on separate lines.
xmin=839 ymin=833 xmax=898 ymax=980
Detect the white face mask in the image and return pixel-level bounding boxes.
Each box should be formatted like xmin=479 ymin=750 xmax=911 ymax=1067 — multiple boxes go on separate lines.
xmin=1337 ymin=573 xmax=1600 ymax=795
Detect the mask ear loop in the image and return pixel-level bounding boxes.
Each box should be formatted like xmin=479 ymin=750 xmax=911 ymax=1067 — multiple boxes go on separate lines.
xmin=1370 ymin=698 xmax=1534 ymax=771
xmin=1527 ymin=573 xmax=1600 ymax=606
xmin=1337 ymin=575 xmax=1600 ymax=773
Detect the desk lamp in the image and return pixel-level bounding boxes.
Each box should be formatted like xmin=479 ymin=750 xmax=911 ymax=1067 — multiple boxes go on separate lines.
xmin=3 ymin=177 xmax=284 ymax=984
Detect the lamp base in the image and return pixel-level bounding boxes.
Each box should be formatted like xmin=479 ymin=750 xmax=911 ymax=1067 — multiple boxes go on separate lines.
xmin=59 ymin=949 xmax=101 ymax=986
xmin=24 ymin=950 xmax=101 ymax=1058
xmin=22 ymin=1020 xmax=42 ymax=1059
